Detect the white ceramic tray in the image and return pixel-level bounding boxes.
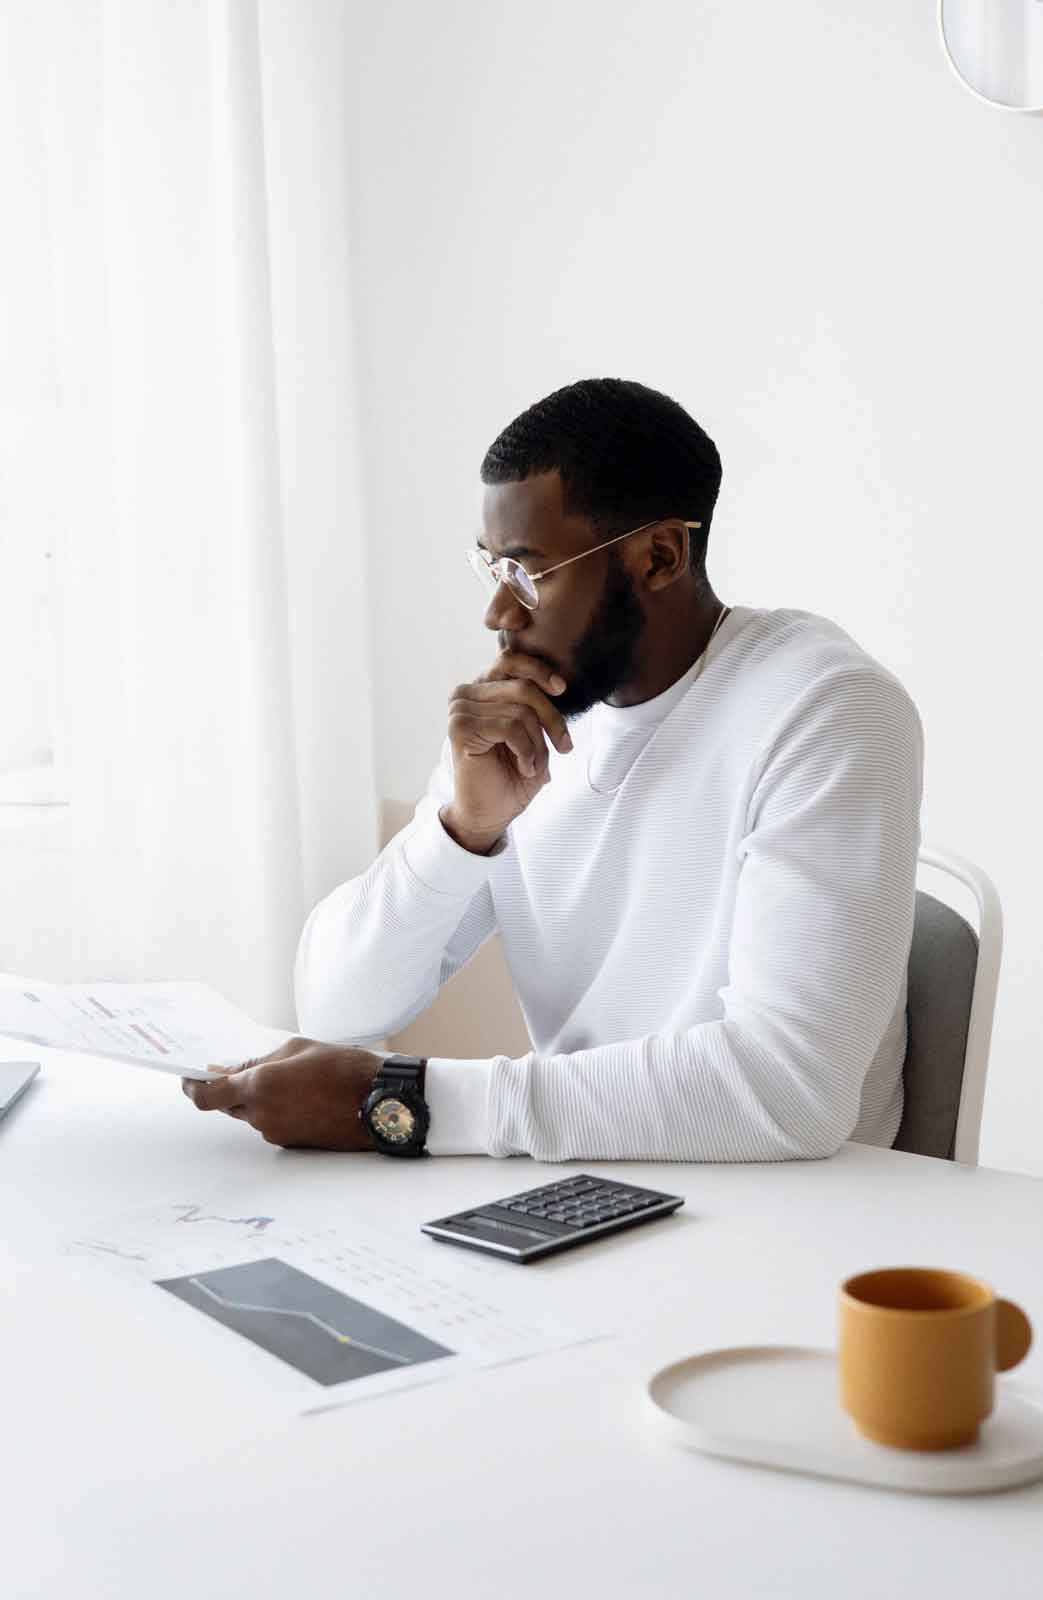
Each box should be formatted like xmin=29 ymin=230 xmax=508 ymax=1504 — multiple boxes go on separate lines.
xmin=644 ymin=1345 xmax=1043 ymax=1495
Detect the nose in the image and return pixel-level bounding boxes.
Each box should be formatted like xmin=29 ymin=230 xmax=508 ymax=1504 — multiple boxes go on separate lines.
xmin=483 ymin=582 xmax=532 ymax=634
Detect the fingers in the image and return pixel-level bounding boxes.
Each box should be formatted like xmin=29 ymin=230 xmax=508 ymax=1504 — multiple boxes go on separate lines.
xmin=181 ymin=1039 xmax=315 ymax=1122
xmin=482 ymin=651 xmax=566 ymax=698
xmin=450 ymin=704 xmax=550 ymax=778
xmin=450 ymin=671 xmax=574 ymax=757
xmin=181 ymin=1068 xmax=254 ymax=1112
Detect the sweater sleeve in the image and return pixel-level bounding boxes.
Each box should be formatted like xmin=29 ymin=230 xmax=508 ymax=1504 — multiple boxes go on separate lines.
xmin=424 ymin=666 xmax=924 ymax=1161
xmin=294 ymin=738 xmax=501 ymax=1044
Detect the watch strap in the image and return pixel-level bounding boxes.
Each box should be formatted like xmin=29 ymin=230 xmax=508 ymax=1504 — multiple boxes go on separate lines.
xmin=377 ymin=1054 xmax=427 ymax=1096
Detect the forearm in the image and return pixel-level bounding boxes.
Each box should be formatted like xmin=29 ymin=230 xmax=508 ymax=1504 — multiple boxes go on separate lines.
xmin=294 ymin=808 xmax=498 ymax=1044
xmin=427 ymin=1015 xmax=871 ymax=1162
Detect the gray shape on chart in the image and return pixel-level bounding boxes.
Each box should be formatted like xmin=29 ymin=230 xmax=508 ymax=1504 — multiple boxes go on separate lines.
xmin=156 ymin=1255 xmax=454 ymax=1387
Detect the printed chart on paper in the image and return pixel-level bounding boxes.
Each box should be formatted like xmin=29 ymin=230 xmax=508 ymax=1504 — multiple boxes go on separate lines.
xmin=68 ymin=1199 xmax=604 ymax=1414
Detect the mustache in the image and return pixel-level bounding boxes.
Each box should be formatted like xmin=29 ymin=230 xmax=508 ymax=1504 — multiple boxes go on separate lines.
xmin=498 ymin=633 xmax=557 ymax=670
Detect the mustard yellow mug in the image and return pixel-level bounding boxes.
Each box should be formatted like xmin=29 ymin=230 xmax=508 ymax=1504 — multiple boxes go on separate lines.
xmin=839 ymin=1267 xmax=1033 ymax=1451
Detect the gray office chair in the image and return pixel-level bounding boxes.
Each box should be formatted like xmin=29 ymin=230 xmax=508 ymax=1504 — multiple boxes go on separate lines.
xmin=892 ymin=846 xmax=1003 ymax=1165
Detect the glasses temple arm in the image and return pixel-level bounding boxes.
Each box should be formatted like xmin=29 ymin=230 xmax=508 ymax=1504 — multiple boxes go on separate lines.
xmin=530 ymin=519 xmax=702 ymax=581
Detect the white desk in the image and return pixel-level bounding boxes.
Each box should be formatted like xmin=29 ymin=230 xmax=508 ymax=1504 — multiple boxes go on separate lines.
xmin=3 ymin=1045 xmax=1043 ymax=1599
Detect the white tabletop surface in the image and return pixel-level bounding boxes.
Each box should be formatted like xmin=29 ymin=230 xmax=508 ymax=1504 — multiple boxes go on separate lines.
xmin=3 ymin=1043 xmax=1043 ymax=1599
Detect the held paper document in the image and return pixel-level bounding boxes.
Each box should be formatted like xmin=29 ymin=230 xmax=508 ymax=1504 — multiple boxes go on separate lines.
xmin=0 ymin=978 xmax=289 ymax=1080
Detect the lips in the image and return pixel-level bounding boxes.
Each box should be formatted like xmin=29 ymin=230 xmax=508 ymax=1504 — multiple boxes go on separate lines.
xmin=499 ymin=635 xmax=561 ymax=674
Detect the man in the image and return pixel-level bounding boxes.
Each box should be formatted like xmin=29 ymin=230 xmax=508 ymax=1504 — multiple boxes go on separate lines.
xmin=184 ymin=377 xmax=923 ymax=1163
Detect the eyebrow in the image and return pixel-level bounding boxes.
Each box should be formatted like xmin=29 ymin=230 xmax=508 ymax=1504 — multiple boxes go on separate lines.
xmin=476 ymin=537 xmax=546 ymax=560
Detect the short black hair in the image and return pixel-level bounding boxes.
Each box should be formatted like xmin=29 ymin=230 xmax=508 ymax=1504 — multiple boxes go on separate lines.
xmin=480 ymin=378 xmax=722 ymax=568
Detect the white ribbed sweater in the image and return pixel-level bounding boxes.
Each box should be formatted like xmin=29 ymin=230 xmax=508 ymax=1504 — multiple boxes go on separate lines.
xmin=295 ymin=606 xmax=924 ymax=1162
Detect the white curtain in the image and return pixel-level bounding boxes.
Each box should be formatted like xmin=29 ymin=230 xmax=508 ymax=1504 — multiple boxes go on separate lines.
xmin=0 ymin=0 xmax=378 ymax=1026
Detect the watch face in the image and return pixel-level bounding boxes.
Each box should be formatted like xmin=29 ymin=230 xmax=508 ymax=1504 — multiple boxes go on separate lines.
xmin=371 ymin=1095 xmax=417 ymax=1146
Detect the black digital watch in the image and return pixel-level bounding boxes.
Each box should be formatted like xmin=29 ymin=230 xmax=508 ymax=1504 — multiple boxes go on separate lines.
xmin=360 ymin=1054 xmax=430 ymax=1157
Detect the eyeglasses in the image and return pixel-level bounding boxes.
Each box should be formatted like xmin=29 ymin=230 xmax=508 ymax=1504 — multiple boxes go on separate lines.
xmin=466 ymin=518 xmax=702 ymax=611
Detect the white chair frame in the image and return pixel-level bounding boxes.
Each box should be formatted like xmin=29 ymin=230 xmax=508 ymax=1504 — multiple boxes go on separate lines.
xmin=916 ymin=845 xmax=1003 ymax=1166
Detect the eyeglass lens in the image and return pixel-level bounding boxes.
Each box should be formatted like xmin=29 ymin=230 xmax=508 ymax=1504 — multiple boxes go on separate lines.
xmin=468 ymin=549 xmax=538 ymax=608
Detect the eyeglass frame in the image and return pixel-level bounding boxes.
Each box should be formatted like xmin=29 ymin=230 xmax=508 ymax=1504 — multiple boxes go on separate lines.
xmin=466 ymin=517 xmax=702 ymax=611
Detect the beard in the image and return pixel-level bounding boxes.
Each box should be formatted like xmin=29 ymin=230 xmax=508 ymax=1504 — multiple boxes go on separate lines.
xmin=552 ymin=553 xmax=646 ymax=722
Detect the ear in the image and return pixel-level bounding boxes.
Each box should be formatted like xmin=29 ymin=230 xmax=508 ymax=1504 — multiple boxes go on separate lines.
xmin=643 ymin=520 xmax=690 ymax=592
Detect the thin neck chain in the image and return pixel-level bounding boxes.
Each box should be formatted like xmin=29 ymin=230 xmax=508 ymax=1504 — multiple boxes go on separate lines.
xmin=585 ymin=603 xmax=731 ymax=798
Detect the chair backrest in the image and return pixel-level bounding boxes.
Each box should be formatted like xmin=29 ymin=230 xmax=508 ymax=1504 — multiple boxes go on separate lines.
xmin=892 ymin=847 xmax=1003 ymax=1165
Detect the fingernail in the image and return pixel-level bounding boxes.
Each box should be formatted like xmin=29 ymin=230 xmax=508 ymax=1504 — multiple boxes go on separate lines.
xmin=550 ymin=675 xmax=566 ymax=694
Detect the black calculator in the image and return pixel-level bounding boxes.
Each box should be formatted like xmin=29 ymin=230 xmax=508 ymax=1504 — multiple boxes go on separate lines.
xmin=420 ymin=1174 xmax=684 ymax=1262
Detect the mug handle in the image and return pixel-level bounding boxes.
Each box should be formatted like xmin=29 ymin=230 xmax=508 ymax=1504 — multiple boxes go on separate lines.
xmin=996 ymin=1299 xmax=1033 ymax=1371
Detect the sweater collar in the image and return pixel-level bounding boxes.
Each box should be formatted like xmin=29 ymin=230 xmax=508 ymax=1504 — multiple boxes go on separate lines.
xmin=591 ymin=605 xmax=750 ymax=732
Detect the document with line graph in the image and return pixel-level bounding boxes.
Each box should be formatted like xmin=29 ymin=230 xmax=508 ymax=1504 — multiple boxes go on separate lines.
xmin=156 ymin=1257 xmax=455 ymax=1388
xmin=67 ymin=1198 xmax=606 ymax=1414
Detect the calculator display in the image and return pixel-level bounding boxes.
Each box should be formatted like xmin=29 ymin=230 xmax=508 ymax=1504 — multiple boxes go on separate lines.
xmin=456 ymin=1214 xmax=550 ymax=1242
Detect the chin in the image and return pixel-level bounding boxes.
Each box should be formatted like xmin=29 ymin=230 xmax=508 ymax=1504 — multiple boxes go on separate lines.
xmin=555 ymin=684 xmax=599 ymax=721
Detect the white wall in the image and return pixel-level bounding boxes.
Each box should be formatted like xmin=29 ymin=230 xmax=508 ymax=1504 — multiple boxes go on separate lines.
xmin=343 ymin=1 xmax=1042 ymax=1174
